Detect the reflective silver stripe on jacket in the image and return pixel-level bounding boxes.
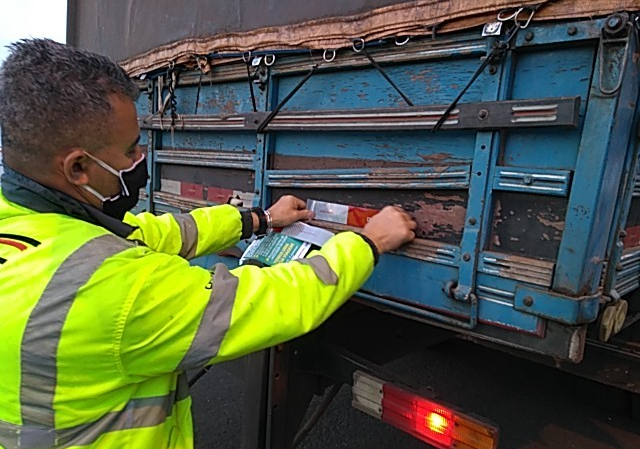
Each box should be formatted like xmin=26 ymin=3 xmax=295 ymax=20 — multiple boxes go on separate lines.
xmin=178 ymin=264 xmax=239 ymax=370
xmin=18 ymin=234 xmax=132 ymax=447
xmin=172 ymin=213 xmax=198 ymax=259
xmin=0 ymin=373 xmax=190 ymax=449
xmin=295 ymin=256 xmax=339 ymax=285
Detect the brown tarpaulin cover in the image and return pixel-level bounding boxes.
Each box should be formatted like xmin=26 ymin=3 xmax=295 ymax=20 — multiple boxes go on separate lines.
xmin=69 ymin=0 xmax=638 ymax=76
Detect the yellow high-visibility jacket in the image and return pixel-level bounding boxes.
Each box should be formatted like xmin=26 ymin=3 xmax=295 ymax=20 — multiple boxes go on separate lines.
xmin=0 ymin=169 xmax=374 ymax=449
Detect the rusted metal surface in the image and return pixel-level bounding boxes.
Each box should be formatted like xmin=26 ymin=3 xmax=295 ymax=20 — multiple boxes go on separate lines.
xmin=623 ymin=197 xmax=640 ymax=249
xmin=272 ymin=188 xmax=467 ymax=244
xmin=265 ymin=167 xmax=470 ymax=189
xmin=479 ymin=252 xmax=555 ymax=287
xmin=153 ymin=191 xmax=208 ymax=213
xmin=309 ymin=220 xmax=459 ymax=265
xmin=155 ymin=148 xmax=255 ymax=170
xmin=272 ymin=155 xmax=435 ymax=170
xmin=159 ymin=165 xmax=255 ymax=197
xmin=490 ymin=192 xmax=567 ymax=260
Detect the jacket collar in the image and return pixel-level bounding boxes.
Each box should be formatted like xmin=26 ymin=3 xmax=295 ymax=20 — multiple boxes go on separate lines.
xmin=1 ymin=164 xmax=136 ymax=238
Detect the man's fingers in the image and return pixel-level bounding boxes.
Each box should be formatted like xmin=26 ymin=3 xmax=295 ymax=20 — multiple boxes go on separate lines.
xmin=295 ymin=198 xmax=308 ymax=210
xmin=298 ymin=210 xmax=315 ymax=221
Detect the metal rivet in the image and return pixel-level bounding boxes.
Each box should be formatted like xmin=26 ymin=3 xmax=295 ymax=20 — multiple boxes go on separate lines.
xmin=462 ymin=253 xmax=471 ymax=262
xmin=523 ymin=296 xmax=534 ymax=307
xmin=567 ymin=26 xmax=577 ymax=35
xmin=620 ymin=230 xmax=628 ymax=238
xmin=478 ymin=109 xmax=489 ymax=120
xmin=607 ymin=16 xmax=622 ymax=29
xmin=525 ymin=32 xmax=534 ymax=41
xmin=468 ymin=217 xmax=477 ymax=225
xmin=523 ymin=175 xmax=533 ymax=185
xmin=488 ymin=66 xmax=497 ymax=75
xmin=616 ymin=263 xmax=624 ymax=271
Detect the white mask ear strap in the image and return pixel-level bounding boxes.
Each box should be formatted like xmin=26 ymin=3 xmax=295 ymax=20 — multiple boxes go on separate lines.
xmin=81 ymin=184 xmax=109 ymax=202
xmin=83 ymin=151 xmax=120 ymax=177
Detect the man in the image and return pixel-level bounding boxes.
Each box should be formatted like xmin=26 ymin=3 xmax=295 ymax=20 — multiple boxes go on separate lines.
xmin=0 ymin=39 xmax=416 ymax=449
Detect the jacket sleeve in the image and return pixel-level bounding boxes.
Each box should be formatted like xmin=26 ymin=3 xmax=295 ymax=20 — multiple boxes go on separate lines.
xmin=122 ymin=204 xmax=253 ymax=259
xmin=115 ymin=231 xmax=375 ymax=379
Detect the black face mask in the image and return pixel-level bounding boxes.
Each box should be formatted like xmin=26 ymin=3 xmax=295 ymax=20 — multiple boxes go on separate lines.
xmin=81 ymin=152 xmax=149 ymax=220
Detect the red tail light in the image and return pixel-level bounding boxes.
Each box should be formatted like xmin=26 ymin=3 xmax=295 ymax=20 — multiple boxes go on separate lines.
xmin=352 ymin=371 xmax=498 ymax=449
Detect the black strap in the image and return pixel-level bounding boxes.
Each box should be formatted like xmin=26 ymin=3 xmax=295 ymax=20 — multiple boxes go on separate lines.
xmin=432 ymin=25 xmax=519 ymax=132
xmin=245 ymin=60 xmax=258 ymax=113
xmin=362 ymin=48 xmax=414 ymax=107
xmin=257 ymin=64 xmax=319 ymax=133
xmin=194 ymin=70 xmax=203 ymax=114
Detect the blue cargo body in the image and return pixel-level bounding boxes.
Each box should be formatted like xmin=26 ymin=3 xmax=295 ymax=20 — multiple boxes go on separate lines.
xmin=135 ymin=15 xmax=640 ymax=363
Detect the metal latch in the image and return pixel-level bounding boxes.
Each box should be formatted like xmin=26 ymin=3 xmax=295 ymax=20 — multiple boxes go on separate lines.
xmin=598 ymin=13 xmax=633 ymax=95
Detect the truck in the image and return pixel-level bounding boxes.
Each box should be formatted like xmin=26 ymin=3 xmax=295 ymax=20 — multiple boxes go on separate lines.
xmin=67 ymin=0 xmax=640 ymax=447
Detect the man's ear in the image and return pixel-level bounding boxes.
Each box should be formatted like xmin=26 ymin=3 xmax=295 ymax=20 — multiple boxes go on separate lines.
xmin=61 ymin=149 xmax=91 ymax=187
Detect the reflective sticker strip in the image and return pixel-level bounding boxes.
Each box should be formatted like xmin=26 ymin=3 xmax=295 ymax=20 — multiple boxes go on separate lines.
xmin=295 ymin=256 xmax=339 ymax=286
xmin=178 ymin=264 xmax=239 ymax=370
xmin=172 ymin=213 xmax=199 ymax=259
xmin=0 ymin=373 xmax=190 ymax=449
xmin=19 ymin=234 xmax=133 ymax=445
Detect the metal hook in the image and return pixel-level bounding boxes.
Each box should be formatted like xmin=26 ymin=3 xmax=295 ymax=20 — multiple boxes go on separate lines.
xmin=196 ymin=56 xmax=207 ymax=71
xmin=515 ymin=7 xmax=536 ymax=29
xmin=395 ymin=36 xmax=410 ymax=46
xmin=323 ymin=49 xmax=336 ymax=63
xmin=497 ymin=7 xmax=523 ymax=22
xmin=242 ymin=51 xmax=252 ymax=63
xmin=352 ymin=38 xmax=365 ymax=53
xmin=264 ymin=54 xmax=276 ymax=66
xmin=168 ymin=60 xmax=176 ymax=70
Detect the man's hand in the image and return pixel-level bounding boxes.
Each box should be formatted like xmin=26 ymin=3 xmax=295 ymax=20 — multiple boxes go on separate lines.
xmin=362 ymin=206 xmax=416 ymax=254
xmin=267 ymin=195 xmax=314 ymax=228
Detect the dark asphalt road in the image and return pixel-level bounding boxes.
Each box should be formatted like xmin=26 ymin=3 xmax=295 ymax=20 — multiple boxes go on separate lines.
xmin=192 ymin=339 xmax=640 ymax=449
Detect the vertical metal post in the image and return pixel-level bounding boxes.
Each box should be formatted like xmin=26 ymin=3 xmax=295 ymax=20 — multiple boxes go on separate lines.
xmin=553 ymin=24 xmax=639 ymax=295
xmin=453 ymin=37 xmax=505 ymax=308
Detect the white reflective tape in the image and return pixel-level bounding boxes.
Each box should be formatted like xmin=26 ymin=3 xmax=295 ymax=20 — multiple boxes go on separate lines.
xmin=232 ymin=190 xmax=255 ymax=207
xmin=161 ymin=179 xmax=181 ymax=195
xmin=352 ymin=371 xmax=384 ymax=419
xmin=307 ymin=199 xmax=349 ymax=224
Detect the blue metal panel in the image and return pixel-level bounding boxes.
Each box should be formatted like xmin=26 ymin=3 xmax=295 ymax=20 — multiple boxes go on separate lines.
xmin=160 ymin=130 xmax=259 ymax=152
xmin=139 ymin=17 xmax=640 ymax=359
xmin=475 ymin=273 xmax=541 ymax=334
xmin=172 ymin=81 xmax=266 ymax=115
xmin=514 ymin=19 xmax=604 ymax=48
xmin=453 ymin=34 xmax=503 ymax=304
xmin=514 ymin=285 xmax=599 ymax=325
xmin=503 ymin=45 xmax=596 ymax=169
xmin=553 ymin=27 xmax=639 ymax=296
xmin=271 ymin=131 xmax=476 ymax=164
xmin=276 ymin=57 xmax=487 ymax=110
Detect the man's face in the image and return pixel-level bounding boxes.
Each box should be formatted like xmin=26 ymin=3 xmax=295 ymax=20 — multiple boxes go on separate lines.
xmin=81 ymin=94 xmax=142 ymax=208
